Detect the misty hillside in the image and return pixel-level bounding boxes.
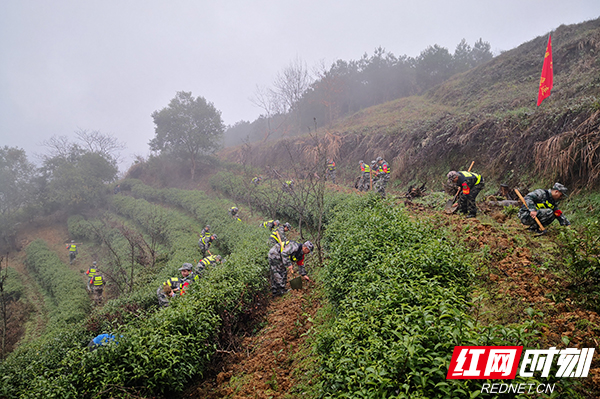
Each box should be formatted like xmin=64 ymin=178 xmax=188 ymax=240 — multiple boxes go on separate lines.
xmin=221 ymin=17 xmax=600 ymax=190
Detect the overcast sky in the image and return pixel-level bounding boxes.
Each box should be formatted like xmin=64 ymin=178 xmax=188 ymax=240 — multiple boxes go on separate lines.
xmin=1 ymin=0 xmax=599 ymax=168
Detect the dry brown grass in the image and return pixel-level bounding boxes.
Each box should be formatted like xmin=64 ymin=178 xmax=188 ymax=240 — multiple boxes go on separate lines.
xmin=535 ymin=110 xmax=600 ymax=185
xmin=301 ymin=130 xmax=343 ymax=164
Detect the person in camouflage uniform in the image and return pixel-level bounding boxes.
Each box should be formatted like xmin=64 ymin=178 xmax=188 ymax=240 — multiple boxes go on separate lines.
xmin=269 ymin=222 xmax=292 ymax=245
xmin=198 ymin=234 xmax=217 ymax=257
xmin=261 ymin=219 xmax=280 ymax=230
xmin=518 ymin=182 xmax=570 ymax=232
xmin=200 ymin=225 xmax=211 ymax=238
xmin=268 ymin=240 xmax=313 ymax=296
xmin=282 ymin=179 xmax=294 ymax=192
xmin=157 ymin=263 xmax=193 ymax=307
xmin=228 ymin=206 xmax=241 ymax=221
xmin=373 ymin=157 xmax=390 ymax=198
xmin=358 ymin=160 xmax=370 ymax=191
xmin=326 ymin=159 xmax=336 ymax=184
xmin=195 ymin=254 xmax=222 ymax=278
xmin=447 ymin=170 xmax=485 ymax=218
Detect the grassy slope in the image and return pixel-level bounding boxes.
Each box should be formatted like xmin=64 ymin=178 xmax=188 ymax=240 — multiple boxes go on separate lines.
xmin=221 ymin=17 xmax=600 ymax=191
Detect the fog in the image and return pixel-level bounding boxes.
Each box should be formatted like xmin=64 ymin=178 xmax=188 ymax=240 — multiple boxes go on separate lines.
xmin=1 ymin=0 xmax=599 ymax=169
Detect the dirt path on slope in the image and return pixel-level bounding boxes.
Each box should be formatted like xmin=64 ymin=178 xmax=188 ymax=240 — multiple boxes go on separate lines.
xmin=4 ymin=221 xmax=72 ymax=348
xmin=184 ymin=283 xmax=320 ymax=399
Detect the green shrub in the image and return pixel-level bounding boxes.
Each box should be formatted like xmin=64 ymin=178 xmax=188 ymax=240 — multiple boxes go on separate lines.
xmin=24 ymin=240 xmax=90 ymax=326
xmin=314 ymin=195 xmax=573 ymax=398
xmin=0 ymin=180 xmax=274 ymax=398
xmin=558 ymin=220 xmax=600 ymax=312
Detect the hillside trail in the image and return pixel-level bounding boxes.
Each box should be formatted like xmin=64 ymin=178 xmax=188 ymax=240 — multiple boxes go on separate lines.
xmin=6 ymin=221 xmax=76 ymax=346
xmin=184 ymin=283 xmax=319 ymax=398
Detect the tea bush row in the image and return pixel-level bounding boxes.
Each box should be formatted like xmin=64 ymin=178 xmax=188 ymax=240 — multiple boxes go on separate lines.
xmin=209 ymin=171 xmax=347 ymax=231
xmin=0 ymin=183 xmax=272 ymax=398
xmin=24 ymin=239 xmax=91 ymax=327
xmin=315 ymin=195 xmax=571 ymax=398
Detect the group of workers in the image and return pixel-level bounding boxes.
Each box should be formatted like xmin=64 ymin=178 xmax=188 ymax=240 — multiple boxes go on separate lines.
xmin=158 ymin=224 xmax=223 ymax=307
xmin=355 ymin=157 xmax=391 ymax=197
xmin=324 ymin=156 xmax=391 ymax=198
xmin=446 ymin=169 xmax=570 ymax=232
xmin=158 ymin=214 xmax=315 ymax=305
xmin=65 ymin=241 xmax=105 ymax=305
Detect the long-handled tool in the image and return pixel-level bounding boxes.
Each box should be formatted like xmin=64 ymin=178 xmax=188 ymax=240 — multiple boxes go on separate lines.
xmin=444 ymin=161 xmax=474 ymax=214
xmin=514 ymin=189 xmax=546 ymax=236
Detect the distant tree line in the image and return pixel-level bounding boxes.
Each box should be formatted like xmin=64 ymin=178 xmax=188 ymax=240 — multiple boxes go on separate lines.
xmin=0 ymin=130 xmax=122 ymax=252
xmin=224 ymin=38 xmax=493 ymax=146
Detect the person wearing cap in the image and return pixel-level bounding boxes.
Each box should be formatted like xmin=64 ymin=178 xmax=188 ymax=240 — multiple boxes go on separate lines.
xmin=326 ymin=158 xmax=336 ymax=184
xmin=86 ymin=261 xmax=98 ymax=292
xmin=268 ymin=240 xmax=313 ymax=297
xmin=282 ymin=179 xmax=294 ymax=192
xmin=374 ymin=157 xmax=390 ymax=198
xmin=269 ymin=222 xmax=292 ymax=245
xmin=357 ymin=160 xmax=370 ymax=191
xmin=518 ymin=183 xmax=570 ymax=232
xmin=198 ymin=234 xmax=217 ymax=258
xmin=66 ymin=240 xmax=78 ymax=264
xmin=228 ymin=206 xmax=241 ymax=221
xmin=447 ymin=170 xmax=485 ymax=218
xmin=157 ymin=263 xmax=193 ymax=307
xmin=200 ymin=225 xmax=211 ymax=238
xmin=261 ymin=219 xmax=279 ymax=229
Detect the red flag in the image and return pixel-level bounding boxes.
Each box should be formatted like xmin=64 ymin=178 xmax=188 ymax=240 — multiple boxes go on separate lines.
xmin=537 ymin=35 xmax=553 ymax=106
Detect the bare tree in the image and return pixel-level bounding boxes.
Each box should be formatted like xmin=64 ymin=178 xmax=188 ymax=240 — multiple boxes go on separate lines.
xmin=250 ymin=85 xmax=288 ymax=142
xmin=313 ymin=60 xmax=344 ymax=126
xmin=75 ymin=129 xmax=126 ymax=164
xmin=272 ymin=57 xmax=312 ymax=114
xmin=40 ymin=135 xmax=76 ymax=160
xmin=40 ymin=130 xmax=125 ymax=166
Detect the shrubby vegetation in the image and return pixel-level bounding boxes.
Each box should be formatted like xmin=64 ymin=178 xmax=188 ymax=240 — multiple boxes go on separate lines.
xmin=0 ymin=180 xmax=275 ymax=398
xmin=314 ymin=195 xmax=580 ymax=398
xmin=209 ymin=171 xmax=347 ymax=235
xmin=558 ymin=220 xmax=600 ymax=313
xmin=0 ymin=133 xmax=122 ymax=252
xmin=24 ymin=240 xmax=90 ymax=327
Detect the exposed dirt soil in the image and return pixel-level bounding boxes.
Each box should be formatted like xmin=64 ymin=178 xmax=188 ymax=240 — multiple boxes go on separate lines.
xmin=183 ymin=281 xmax=319 ymax=399
xmin=4 ymin=217 xmax=94 ymax=351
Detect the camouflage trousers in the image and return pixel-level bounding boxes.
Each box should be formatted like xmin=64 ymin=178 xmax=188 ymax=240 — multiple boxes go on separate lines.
xmin=198 ymin=242 xmax=210 ymax=258
xmin=92 ymin=287 xmax=103 ymax=304
xmin=358 ymin=173 xmax=370 ymax=191
xmin=458 ymin=183 xmax=484 ymax=216
xmin=268 ymin=248 xmax=288 ymax=296
xmin=157 ymin=287 xmax=170 ymax=307
xmin=518 ymin=208 xmax=556 ymax=228
xmin=326 ymin=170 xmax=336 ymax=184
xmin=374 ymin=175 xmax=389 ymax=197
